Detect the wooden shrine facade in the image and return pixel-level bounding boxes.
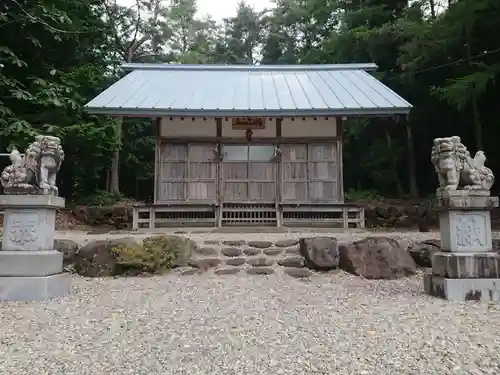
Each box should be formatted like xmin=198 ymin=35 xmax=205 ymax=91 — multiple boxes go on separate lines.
xmin=84 ymin=63 xmax=412 ymax=229
xmin=132 ymin=116 xmax=365 ymax=229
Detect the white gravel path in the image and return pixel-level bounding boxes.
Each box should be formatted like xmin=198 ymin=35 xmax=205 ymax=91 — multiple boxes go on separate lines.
xmin=1 ymin=271 xmax=500 ymax=375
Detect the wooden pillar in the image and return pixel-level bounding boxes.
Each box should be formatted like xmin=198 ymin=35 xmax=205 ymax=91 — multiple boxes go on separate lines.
xmin=216 ymin=117 xmax=223 ymax=227
xmin=336 ymin=116 xmax=345 ymax=203
xmin=276 ymin=118 xmax=283 ymax=228
xmin=132 ymin=206 xmax=139 ymax=230
xmin=110 ymin=116 xmax=123 ymax=194
xmin=153 ymin=117 xmax=161 ymax=203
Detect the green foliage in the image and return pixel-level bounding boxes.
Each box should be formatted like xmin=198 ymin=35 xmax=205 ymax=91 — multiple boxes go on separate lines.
xmin=110 ymin=236 xmax=186 ymax=275
xmin=2 ymin=0 xmax=500 ymax=202
xmin=0 ymin=0 xmax=118 ymax=199
xmin=345 ymin=189 xmax=385 ymax=202
xmin=431 ymin=65 xmax=500 ymax=111
xmin=80 ymin=190 xmax=123 ymax=207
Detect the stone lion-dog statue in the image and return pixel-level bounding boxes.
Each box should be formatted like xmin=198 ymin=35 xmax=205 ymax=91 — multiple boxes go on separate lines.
xmin=430 ymin=136 xmax=494 ymax=193
xmin=1 ymin=135 xmax=64 ymax=195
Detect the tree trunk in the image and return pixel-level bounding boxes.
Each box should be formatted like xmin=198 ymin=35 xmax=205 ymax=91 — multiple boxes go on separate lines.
xmin=106 ymin=168 xmax=111 ymax=192
xmin=404 ymin=118 xmax=419 ymax=199
xmin=429 ymin=0 xmax=436 ymax=18
xmin=385 ymin=129 xmax=404 ymax=196
xmin=110 ymin=117 xmax=122 ymax=194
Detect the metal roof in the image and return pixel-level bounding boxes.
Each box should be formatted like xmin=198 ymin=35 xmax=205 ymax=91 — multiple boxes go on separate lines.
xmin=121 ymin=63 xmax=380 ymax=72
xmin=85 ymin=64 xmax=412 ymax=117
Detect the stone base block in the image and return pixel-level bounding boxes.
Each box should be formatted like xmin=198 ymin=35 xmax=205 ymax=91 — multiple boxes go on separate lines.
xmin=0 ymin=250 xmax=63 ymax=277
xmin=424 ymin=273 xmax=500 ymax=302
xmin=436 ymin=195 xmax=498 ymax=209
xmin=0 ymin=195 xmax=65 ymax=251
xmin=439 ymin=210 xmax=492 ymax=252
xmin=436 ymin=190 xmax=491 ymax=198
xmin=0 ymin=273 xmax=71 ymax=301
xmin=0 ymin=195 xmax=65 ymax=208
xmin=432 ymin=252 xmax=500 ymax=278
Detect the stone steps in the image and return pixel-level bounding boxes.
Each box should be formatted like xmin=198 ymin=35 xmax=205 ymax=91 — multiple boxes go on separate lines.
xmin=178 ymin=239 xmax=315 ymax=278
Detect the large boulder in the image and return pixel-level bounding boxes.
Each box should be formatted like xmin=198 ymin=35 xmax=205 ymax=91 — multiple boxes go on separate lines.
xmin=299 ymin=237 xmax=339 ymax=270
xmin=141 ymin=235 xmax=196 ymax=268
xmin=54 ymin=239 xmax=79 ymax=266
xmin=74 ymin=235 xmax=196 ymax=277
xmin=74 ymin=237 xmax=139 ymax=277
xmin=339 ymin=236 xmax=417 ymax=279
xmin=408 ymin=239 xmax=441 ymax=267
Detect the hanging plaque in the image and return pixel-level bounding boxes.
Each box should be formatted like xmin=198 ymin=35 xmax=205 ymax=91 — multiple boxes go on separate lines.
xmin=232 ymin=117 xmax=266 ymax=130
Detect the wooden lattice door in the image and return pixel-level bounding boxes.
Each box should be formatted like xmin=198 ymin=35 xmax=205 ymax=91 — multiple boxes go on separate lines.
xmin=221 ymin=144 xmax=277 ymax=202
xmin=308 ymin=143 xmax=339 ymax=202
xmin=280 ymin=143 xmax=340 ymax=202
xmin=157 ymin=143 xmax=217 ymax=202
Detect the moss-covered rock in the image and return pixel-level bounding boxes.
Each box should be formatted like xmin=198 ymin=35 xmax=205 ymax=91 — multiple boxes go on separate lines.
xmin=73 ymin=235 xmax=196 ymax=277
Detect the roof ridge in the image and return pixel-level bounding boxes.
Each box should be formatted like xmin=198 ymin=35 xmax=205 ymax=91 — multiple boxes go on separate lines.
xmin=121 ymin=63 xmax=378 ymax=72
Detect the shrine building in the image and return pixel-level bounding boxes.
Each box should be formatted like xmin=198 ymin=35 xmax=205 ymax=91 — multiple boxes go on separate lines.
xmin=85 ymin=63 xmax=411 ymax=229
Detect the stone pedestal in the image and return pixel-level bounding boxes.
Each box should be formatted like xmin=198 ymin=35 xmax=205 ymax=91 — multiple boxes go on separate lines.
xmin=424 ymin=192 xmax=500 ymax=302
xmin=0 ymin=195 xmax=71 ymax=301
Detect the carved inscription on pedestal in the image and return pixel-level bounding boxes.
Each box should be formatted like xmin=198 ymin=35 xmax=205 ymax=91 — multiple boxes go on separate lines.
xmin=7 ymin=218 xmax=38 ymax=246
xmin=455 ymin=213 xmax=487 ymax=248
xmin=2 ymin=211 xmax=40 ymax=250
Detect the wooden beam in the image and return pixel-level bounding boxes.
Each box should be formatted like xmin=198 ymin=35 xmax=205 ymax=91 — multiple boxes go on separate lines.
xmin=215 ymin=117 xmax=222 ymax=227
xmin=336 ymin=116 xmax=345 ymax=203
xmin=153 ymin=118 xmax=161 ymax=203
xmin=216 ymin=117 xmax=222 ymax=137
xmin=154 ymin=117 xmax=161 ymax=137
xmin=276 ymin=117 xmax=283 ymax=227
xmin=276 ymin=117 xmax=282 ymax=138
xmin=336 ymin=116 xmax=344 ymax=137
xmin=156 ymin=136 xmax=341 ymax=143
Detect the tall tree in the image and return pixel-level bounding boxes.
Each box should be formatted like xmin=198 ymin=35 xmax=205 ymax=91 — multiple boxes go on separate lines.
xmin=0 ymin=0 xmax=118 ymax=198
xmin=222 ymin=1 xmax=263 ymax=64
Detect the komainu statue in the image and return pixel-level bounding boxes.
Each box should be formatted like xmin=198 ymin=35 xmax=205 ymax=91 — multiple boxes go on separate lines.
xmin=430 ymin=136 xmax=494 ymax=193
xmin=0 ymin=135 xmax=64 ymax=195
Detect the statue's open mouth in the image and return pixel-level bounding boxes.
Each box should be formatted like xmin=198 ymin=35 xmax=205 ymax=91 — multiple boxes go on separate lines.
xmin=41 ymin=147 xmax=58 ymax=154
xmin=439 ymin=145 xmax=453 ymax=152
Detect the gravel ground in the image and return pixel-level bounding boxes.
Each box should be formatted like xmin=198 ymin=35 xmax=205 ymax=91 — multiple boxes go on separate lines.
xmin=1 ymin=271 xmax=500 ymax=375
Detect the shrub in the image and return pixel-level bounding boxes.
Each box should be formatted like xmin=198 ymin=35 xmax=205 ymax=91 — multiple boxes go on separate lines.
xmin=110 ymin=235 xmax=190 ymax=275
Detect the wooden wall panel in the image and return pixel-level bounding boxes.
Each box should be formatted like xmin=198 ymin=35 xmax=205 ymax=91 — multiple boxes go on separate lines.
xmin=280 ymin=142 xmax=340 ymax=203
xmin=280 ymin=144 xmax=308 ymax=201
xmin=187 ymin=144 xmax=217 ymax=200
xmin=308 ymin=144 xmax=338 ymax=202
xmin=158 ymin=142 xmax=217 ymax=202
xmin=248 ymin=162 xmax=275 ymax=201
xmin=156 ymin=140 xmax=342 ymax=204
xmin=221 ymin=162 xmax=248 ymax=201
xmin=158 ymin=144 xmax=187 ymax=201
xmin=220 ymin=144 xmax=276 ymax=202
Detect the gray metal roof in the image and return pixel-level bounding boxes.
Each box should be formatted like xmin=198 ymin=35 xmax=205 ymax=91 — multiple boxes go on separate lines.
xmin=85 ymin=64 xmax=412 ymax=117
xmin=121 ymin=63 xmax=379 ymax=72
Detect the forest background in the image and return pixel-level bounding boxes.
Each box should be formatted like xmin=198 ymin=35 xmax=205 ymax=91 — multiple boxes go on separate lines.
xmin=1 ymin=0 xmax=499 ymax=205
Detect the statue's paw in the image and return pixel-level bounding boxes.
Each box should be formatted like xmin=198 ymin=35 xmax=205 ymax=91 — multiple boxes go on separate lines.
xmin=444 ymin=185 xmax=457 ymax=190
